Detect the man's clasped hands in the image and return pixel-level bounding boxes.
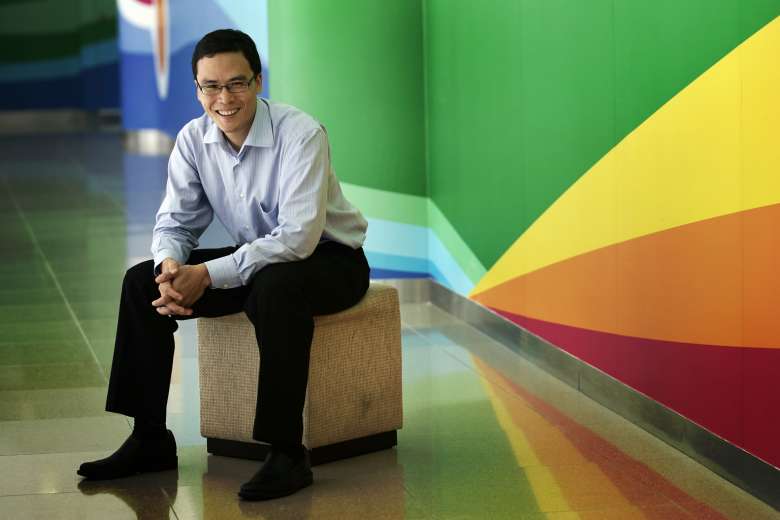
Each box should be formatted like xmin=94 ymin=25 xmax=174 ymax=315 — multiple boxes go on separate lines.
xmin=151 ymin=258 xmax=212 ymax=317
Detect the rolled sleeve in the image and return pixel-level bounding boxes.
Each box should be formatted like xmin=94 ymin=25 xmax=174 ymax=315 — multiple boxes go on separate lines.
xmin=204 ymin=254 xmax=243 ymax=289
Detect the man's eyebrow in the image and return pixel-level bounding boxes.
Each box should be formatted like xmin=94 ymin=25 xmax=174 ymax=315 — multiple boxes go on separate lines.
xmin=200 ymin=75 xmax=249 ymax=84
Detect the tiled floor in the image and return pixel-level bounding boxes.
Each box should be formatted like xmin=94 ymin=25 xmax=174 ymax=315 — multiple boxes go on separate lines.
xmin=0 ymin=132 xmax=777 ymax=519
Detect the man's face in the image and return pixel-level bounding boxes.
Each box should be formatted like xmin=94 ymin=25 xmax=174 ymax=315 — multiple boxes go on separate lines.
xmin=195 ymin=51 xmax=261 ymax=149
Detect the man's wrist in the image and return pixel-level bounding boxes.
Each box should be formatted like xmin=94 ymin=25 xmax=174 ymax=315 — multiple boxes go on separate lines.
xmin=199 ymin=263 xmax=212 ymax=288
xmin=203 ymin=256 xmax=241 ymax=289
xmin=162 ymin=257 xmax=180 ymax=271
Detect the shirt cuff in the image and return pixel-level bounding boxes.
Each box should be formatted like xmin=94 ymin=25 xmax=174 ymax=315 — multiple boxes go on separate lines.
xmin=204 ymin=255 xmax=243 ymax=289
xmin=153 ymin=249 xmax=185 ymax=276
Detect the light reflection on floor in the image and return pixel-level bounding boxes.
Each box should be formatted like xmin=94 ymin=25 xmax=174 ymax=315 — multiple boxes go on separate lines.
xmin=0 ymin=133 xmax=776 ymax=519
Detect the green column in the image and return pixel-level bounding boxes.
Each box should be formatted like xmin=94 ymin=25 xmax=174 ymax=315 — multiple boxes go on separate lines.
xmin=268 ymin=0 xmax=425 ymax=196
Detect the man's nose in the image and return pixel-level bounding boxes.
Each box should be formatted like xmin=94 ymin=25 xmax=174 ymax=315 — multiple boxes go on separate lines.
xmin=217 ymin=87 xmax=234 ymax=102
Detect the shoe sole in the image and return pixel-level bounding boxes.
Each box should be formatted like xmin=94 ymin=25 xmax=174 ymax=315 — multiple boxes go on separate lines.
xmin=238 ymin=474 xmax=313 ymax=501
xmin=77 ymin=457 xmax=178 ymax=480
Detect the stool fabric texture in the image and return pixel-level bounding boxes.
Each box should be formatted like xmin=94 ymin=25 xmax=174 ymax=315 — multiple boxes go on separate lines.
xmin=197 ymin=283 xmax=403 ymax=451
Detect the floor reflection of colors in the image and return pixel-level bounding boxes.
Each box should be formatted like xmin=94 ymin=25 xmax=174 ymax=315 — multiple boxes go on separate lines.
xmin=473 ymin=356 xmax=728 ymax=519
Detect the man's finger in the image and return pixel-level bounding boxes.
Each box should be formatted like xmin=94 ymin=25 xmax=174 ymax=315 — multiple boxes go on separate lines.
xmin=152 ymin=295 xmax=172 ymax=307
xmin=162 ymin=286 xmax=184 ymax=301
xmin=156 ymin=306 xmax=173 ymax=316
xmin=155 ymin=271 xmax=176 ymax=284
xmin=165 ymin=302 xmax=193 ymax=316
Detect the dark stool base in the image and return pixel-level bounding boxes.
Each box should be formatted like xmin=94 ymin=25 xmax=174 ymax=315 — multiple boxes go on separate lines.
xmin=206 ymin=430 xmax=398 ymax=466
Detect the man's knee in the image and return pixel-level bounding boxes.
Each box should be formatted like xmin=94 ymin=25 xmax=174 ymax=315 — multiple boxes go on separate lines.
xmin=123 ymin=260 xmax=156 ymax=291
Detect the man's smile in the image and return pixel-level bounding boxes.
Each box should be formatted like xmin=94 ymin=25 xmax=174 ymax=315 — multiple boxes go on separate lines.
xmin=215 ymin=108 xmax=239 ymax=117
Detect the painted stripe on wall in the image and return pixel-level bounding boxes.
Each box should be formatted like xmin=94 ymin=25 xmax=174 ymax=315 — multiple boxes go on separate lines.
xmin=428 ymin=229 xmax=474 ymax=295
xmin=341 ymin=183 xmax=427 ymax=227
xmin=0 ymin=39 xmax=118 ymax=82
xmin=365 ymin=250 xmax=429 ymax=275
xmin=343 ymin=182 xmax=483 ymax=294
xmin=491 ymin=310 xmax=780 ymax=468
xmin=474 ymin=203 xmax=780 ymax=349
xmin=474 ymin=16 xmax=780 ymax=296
xmin=427 ymin=199 xmax=486 ymax=286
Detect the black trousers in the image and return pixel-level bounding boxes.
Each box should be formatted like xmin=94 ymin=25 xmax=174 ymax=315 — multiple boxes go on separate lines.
xmin=105 ymin=241 xmax=370 ymax=445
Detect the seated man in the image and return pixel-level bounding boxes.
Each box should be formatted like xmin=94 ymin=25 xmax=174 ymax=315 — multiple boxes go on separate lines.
xmin=77 ymin=28 xmax=369 ymax=501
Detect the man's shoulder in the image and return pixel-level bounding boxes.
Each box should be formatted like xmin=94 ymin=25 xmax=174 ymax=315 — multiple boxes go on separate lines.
xmin=265 ymin=100 xmax=323 ymax=139
xmin=178 ymin=112 xmax=212 ymax=144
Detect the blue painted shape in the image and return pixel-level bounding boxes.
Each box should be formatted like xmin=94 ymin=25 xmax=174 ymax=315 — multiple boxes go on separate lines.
xmin=81 ymin=40 xmax=119 ymax=69
xmin=81 ymin=61 xmax=120 ymax=109
xmin=428 ymin=261 xmax=455 ymax=291
xmin=119 ymin=16 xmax=154 ymax=53
xmin=121 ymin=47 xmax=201 ymax=135
xmin=213 ymin=0 xmax=270 ymax=63
xmin=0 ymin=40 xmax=117 ymax=83
xmin=365 ymin=250 xmax=429 ymax=274
xmin=361 ymin=217 xmax=473 ymax=294
xmin=363 ymin=218 xmax=428 ymax=258
xmin=0 ymin=56 xmax=80 ymax=82
xmin=427 ymin=229 xmax=474 ymax=295
xmin=3 ymin=76 xmax=79 ymax=109
xmin=370 ymin=268 xmax=429 ymax=279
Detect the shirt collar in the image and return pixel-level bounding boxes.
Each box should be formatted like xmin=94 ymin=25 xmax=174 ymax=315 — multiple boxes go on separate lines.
xmin=203 ymin=98 xmax=274 ymax=148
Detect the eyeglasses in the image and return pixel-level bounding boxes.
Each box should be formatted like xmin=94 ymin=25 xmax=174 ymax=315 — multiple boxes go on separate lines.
xmin=196 ymin=77 xmax=255 ymax=96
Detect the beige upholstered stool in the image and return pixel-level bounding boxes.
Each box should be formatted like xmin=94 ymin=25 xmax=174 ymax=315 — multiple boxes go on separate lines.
xmin=197 ymin=282 xmax=403 ymax=465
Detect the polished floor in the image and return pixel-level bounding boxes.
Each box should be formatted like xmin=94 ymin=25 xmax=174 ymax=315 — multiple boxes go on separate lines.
xmin=0 ymin=132 xmax=777 ymax=519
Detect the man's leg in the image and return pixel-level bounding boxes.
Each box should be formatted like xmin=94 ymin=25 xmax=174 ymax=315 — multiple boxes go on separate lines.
xmin=105 ymin=247 xmax=246 ymax=420
xmin=239 ymin=241 xmax=370 ymax=500
xmin=79 ymin=247 xmax=247 ymax=480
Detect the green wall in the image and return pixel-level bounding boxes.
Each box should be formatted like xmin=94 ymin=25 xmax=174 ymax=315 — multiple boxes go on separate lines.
xmin=268 ymin=0 xmax=426 ymax=196
xmin=267 ymin=0 xmax=780 ymax=267
xmin=424 ymin=0 xmax=780 ymax=268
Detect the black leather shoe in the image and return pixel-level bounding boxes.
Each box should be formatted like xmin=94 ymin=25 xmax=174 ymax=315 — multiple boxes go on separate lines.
xmin=77 ymin=430 xmax=178 ymax=480
xmin=238 ymin=448 xmax=313 ymax=501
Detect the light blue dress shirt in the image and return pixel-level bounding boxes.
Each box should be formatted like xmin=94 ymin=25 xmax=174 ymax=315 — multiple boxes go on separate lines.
xmin=151 ymin=98 xmax=368 ymax=289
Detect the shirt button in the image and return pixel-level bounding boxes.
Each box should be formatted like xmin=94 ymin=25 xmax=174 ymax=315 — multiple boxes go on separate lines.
xmin=223 ymin=284 xmax=228 ymax=289
xmin=239 ymin=193 xmax=244 ymax=198
xmin=244 ymin=225 xmax=249 ymax=229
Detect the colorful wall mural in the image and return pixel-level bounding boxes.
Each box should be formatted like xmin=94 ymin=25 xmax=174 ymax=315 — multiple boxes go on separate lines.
xmin=118 ymin=0 xmax=269 ymax=136
xmin=0 ymin=0 xmax=119 ymax=110
xmin=266 ymin=0 xmax=780 ymax=469
xmin=456 ymin=5 xmax=780 ymax=470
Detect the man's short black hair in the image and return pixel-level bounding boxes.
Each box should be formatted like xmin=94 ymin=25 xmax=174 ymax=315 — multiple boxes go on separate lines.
xmin=191 ymin=29 xmax=262 ymax=79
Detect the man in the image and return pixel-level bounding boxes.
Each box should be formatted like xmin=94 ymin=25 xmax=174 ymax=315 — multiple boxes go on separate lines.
xmin=77 ymin=29 xmax=369 ymax=501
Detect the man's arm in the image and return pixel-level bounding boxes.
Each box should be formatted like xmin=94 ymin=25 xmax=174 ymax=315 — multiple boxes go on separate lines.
xmin=151 ymin=129 xmax=214 ymax=276
xmin=203 ymin=127 xmax=331 ymax=289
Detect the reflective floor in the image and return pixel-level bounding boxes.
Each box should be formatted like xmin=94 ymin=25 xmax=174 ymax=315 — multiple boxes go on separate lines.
xmin=0 ymin=132 xmax=777 ymax=519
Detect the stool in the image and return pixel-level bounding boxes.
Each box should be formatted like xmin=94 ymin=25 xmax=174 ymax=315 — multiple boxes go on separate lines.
xmin=197 ymin=282 xmax=403 ymax=465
